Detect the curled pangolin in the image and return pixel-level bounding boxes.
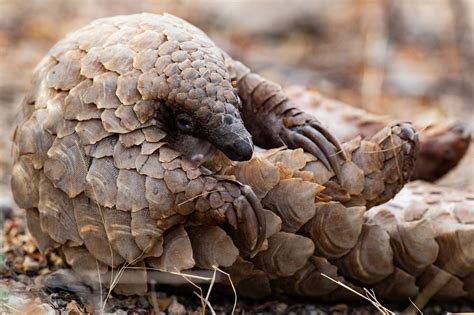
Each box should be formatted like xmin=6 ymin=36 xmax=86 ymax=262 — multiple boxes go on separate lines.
xmin=10 ymin=13 xmax=472 ymax=304
xmin=12 ymin=12 xmax=350 ymax=259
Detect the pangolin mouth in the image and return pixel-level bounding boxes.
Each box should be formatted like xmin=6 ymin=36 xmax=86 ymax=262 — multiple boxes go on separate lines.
xmin=221 ymin=138 xmax=254 ymax=161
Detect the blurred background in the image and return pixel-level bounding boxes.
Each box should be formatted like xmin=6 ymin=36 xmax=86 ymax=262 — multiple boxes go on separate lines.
xmin=0 ymin=0 xmax=473 ymax=198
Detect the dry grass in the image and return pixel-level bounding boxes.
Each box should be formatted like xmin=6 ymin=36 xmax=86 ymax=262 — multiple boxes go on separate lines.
xmin=97 ymin=264 xmax=237 ymax=315
xmin=320 ymin=273 xmax=395 ymax=315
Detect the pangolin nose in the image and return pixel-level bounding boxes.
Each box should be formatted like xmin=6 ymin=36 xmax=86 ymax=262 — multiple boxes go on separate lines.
xmin=223 ymin=139 xmax=253 ymax=161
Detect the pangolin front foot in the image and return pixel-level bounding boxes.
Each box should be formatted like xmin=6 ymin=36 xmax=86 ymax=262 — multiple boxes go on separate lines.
xmin=188 ymin=181 xmax=267 ymax=257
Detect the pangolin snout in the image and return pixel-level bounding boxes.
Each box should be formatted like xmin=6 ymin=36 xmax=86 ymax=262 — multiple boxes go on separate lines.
xmin=203 ymin=113 xmax=254 ymax=161
xmin=222 ymin=138 xmax=254 ymax=161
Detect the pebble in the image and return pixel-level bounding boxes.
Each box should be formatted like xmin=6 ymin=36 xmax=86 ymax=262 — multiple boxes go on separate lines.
xmin=47 ymin=252 xmax=65 ymax=267
xmin=138 ymin=296 xmax=149 ymax=308
xmin=273 ymin=302 xmax=288 ymax=313
xmin=23 ymin=256 xmax=39 ymax=272
xmin=0 ymin=195 xmax=14 ymax=219
xmin=50 ymin=297 xmax=67 ymax=308
xmin=329 ymin=303 xmax=348 ymax=314
xmin=432 ymin=305 xmax=442 ymax=313
xmin=168 ymin=296 xmax=186 ymax=315
xmin=16 ymin=274 xmax=33 ymax=285
xmin=306 ymin=307 xmax=327 ymax=315
xmin=23 ymin=242 xmax=37 ymax=254
xmin=49 ymin=293 xmax=68 ymax=308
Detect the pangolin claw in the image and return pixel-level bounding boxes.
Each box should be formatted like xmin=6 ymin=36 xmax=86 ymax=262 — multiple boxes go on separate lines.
xmin=280 ymin=123 xmax=344 ymax=184
xmin=301 ymin=125 xmax=343 ymax=181
xmin=309 ymin=121 xmax=346 ymax=160
xmin=281 ymin=130 xmax=331 ymax=169
xmin=240 ymin=185 xmax=267 ymax=256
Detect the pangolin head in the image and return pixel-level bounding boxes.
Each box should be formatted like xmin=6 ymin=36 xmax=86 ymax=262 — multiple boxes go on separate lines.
xmin=167 ymin=93 xmax=254 ymax=162
xmin=153 ymin=39 xmax=254 ymax=161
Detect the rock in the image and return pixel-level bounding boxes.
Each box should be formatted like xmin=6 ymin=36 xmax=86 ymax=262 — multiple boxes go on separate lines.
xmin=168 ymin=296 xmax=186 ymax=314
xmin=23 ymin=256 xmax=39 ymax=272
xmin=138 ymin=296 xmax=149 ymax=309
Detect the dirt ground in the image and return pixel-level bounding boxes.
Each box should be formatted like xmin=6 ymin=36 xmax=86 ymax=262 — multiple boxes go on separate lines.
xmin=0 ymin=0 xmax=473 ymax=314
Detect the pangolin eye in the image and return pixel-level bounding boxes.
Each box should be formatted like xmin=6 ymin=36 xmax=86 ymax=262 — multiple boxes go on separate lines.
xmin=176 ymin=113 xmax=194 ymax=132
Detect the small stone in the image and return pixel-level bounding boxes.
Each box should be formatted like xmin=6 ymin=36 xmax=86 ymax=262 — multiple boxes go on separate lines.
xmin=168 ymin=296 xmax=185 ymax=315
xmin=49 ymin=294 xmax=67 ymax=308
xmin=56 ymin=298 xmax=67 ymax=307
xmin=56 ymin=297 xmax=67 ymax=308
xmin=16 ymin=274 xmax=33 ymax=285
xmin=0 ymin=196 xmax=14 ymax=219
xmin=39 ymin=268 xmax=51 ymax=275
xmin=23 ymin=256 xmax=39 ymax=272
xmin=329 ymin=304 xmax=348 ymax=313
xmin=306 ymin=305 xmax=327 ymax=315
xmin=273 ymin=303 xmax=287 ymax=313
xmin=24 ymin=242 xmax=37 ymax=255
xmin=50 ymin=292 xmax=60 ymax=299
xmin=432 ymin=305 xmax=441 ymax=313
xmin=48 ymin=252 xmax=65 ymax=267
xmin=155 ymin=296 xmax=172 ymax=311
xmin=138 ymin=296 xmax=149 ymax=309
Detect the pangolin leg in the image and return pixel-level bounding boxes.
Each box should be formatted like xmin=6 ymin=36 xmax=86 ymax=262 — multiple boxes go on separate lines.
xmin=232 ymin=60 xmax=346 ymax=182
xmin=289 ymin=87 xmax=471 ymax=182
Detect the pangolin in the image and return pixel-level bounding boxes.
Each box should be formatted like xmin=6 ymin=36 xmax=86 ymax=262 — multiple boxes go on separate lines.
xmin=12 ymin=13 xmax=471 ymax=304
xmin=12 ymin=13 xmax=349 ymax=259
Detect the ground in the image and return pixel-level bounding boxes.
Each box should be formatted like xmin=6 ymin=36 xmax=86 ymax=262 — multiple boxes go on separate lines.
xmin=0 ymin=0 xmax=473 ymax=313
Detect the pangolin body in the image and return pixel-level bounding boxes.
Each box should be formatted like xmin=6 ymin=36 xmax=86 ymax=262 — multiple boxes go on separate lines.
xmin=11 ymin=13 xmax=472 ymax=303
xmin=12 ymin=13 xmax=348 ymax=259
